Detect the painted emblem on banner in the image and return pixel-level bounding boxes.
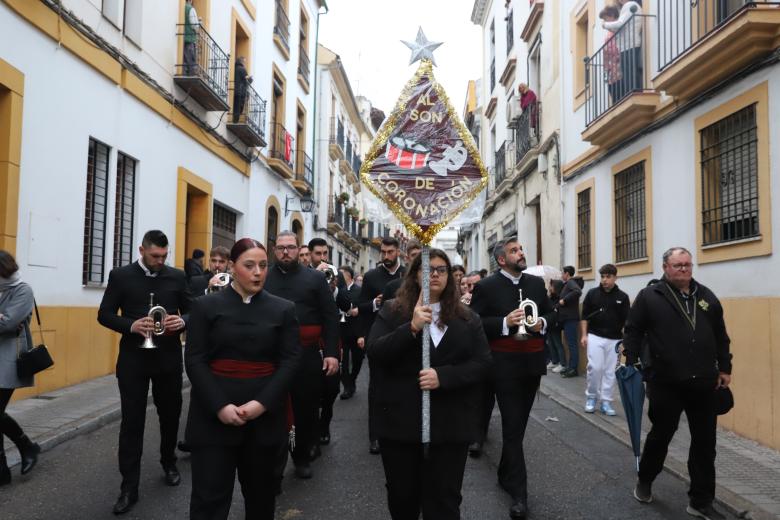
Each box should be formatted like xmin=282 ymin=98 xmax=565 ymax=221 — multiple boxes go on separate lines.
xmin=360 ymin=40 xmax=488 ymax=245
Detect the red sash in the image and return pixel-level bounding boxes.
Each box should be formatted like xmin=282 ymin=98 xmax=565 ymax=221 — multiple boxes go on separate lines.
xmin=490 ymin=337 xmax=545 ymax=353
xmin=300 ymin=325 xmax=323 ymax=347
xmin=209 ymin=359 xmax=276 ymax=378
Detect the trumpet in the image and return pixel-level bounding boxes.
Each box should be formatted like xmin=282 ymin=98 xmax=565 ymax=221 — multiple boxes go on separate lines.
xmin=207 ymin=272 xmax=232 ymax=293
xmin=319 ymin=263 xmax=338 ymax=283
xmin=141 ymin=293 xmax=168 ymax=349
xmin=513 ymin=289 xmax=539 ymax=340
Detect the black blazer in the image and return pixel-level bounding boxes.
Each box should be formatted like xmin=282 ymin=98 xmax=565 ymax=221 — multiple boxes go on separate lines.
xmin=366 ymin=303 xmax=492 ymax=444
xmin=469 ymin=271 xmax=554 ymax=378
xmin=340 ymin=284 xmax=362 ymax=337
xmin=97 ymin=262 xmax=192 ymax=376
xmin=184 ymin=287 xmax=301 ymax=447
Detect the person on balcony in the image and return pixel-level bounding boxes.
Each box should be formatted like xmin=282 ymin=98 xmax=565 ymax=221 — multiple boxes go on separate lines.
xmin=233 ymin=56 xmax=253 ymax=124
xmin=517 ymin=84 xmax=538 ymax=145
xmin=183 ymin=0 xmax=200 ymax=76
xmin=602 ymin=0 xmax=643 ymax=101
xmin=600 ymin=5 xmax=623 ymax=105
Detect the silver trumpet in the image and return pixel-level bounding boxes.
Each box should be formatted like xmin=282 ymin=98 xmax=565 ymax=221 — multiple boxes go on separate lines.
xmin=141 ymin=293 xmax=168 ymax=349
xmin=513 ymin=288 xmax=540 ymax=340
xmin=207 ymin=272 xmax=232 ymax=293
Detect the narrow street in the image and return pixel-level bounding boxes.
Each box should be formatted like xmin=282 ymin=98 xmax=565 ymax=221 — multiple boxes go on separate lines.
xmin=0 ymin=372 xmax=735 ymax=520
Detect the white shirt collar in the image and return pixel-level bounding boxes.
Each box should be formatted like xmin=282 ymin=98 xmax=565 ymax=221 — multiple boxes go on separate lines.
xmin=429 ymin=302 xmax=447 ymax=348
xmin=499 ymin=269 xmax=523 ymax=284
xmin=138 ymin=259 xmax=158 ymax=277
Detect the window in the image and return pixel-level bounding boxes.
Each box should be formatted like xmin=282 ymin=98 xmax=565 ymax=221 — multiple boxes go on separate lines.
xmin=83 ymin=138 xmax=110 ymax=285
xmin=213 ymin=203 xmax=237 ymax=250
xmin=123 ymin=0 xmax=143 ymax=46
xmin=113 ymin=153 xmax=136 ymax=269
xmin=700 ymin=104 xmax=759 ymax=246
xmin=102 ymin=0 xmax=124 ymax=29
xmin=506 ymin=10 xmax=514 ymax=53
xmin=266 ymin=205 xmax=279 ymax=252
xmin=614 ymin=161 xmax=647 ymax=263
xmin=577 ymin=187 xmax=592 ymax=270
xmin=489 ymin=19 xmax=496 ymax=93
xmin=572 ymin=0 xmax=593 ymax=109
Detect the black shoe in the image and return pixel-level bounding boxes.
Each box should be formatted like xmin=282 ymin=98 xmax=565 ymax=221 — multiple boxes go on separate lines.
xmin=309 ymin=444 xmax=321 ymax=460
xmin=339 ymin=389 xmax=355 ymax=400
xmin=468 ymin=441 xmax=482 ymax=458
xmin=294 ymin=463 xmax=312 ymax=479
xmin=633 ymin=479 xmax=653 ymax=504
xmin=177 ymin=441 xmax=191 ymax=453
xmin=17 ymin=435 xmax=41 ymax=475
xmin=0 ymin=459 xmax=10 ymax=486
xmin=686 ymin=503 xmax=726 ymax=520
xmin=112 ymin=491 xmax=138 ymax=515
xmin=509 ymin=498 xmax=528 ymax=519
xmin=561 ymin=369 xmax=579 ymax=378
xmin=369 ymin=439 xmax=381 ymax=455
xmin=163 ymin=464 xmax=181 ymax=486
xmin=319 ymin=433 xmax=331 ymax=445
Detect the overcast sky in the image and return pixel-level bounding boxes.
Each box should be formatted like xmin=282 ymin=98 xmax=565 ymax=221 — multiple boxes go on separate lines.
xmin=319 ymin=0 xmax=482 ymax=117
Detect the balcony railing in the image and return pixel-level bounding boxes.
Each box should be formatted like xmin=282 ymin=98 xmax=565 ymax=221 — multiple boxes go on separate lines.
xmin=657 ymin=1 xmax=774 ymax=71
xmin=495 ymin=142 xmax=507 ymax=187
xmin=346 ymin=140 xmax=353 ymax=163
xmin=490 ymin=58 xmax=496 ymax=93
xmin=353 ymin=155 xmax=362 ymax=176
xmin=585 ymin=13 xmax=651 ymax=126
xmin=295 ymin=150 xmax=313 ymax=189
xmin=506 ymin=10 xmax=514 ymax=52
xmin=269 ymin=122 xmax=294 ymax=169
xmin=514 ymin=101 xmax=540 ymax=164
xmin=174 ymin=24 xmax=229 ymax=110
xmin=274 ymin=0 xmax=291 ymax=52
xmin=226 ymin=82 xmax=267 ymax=147
xmin=298 ymin=48 xmax=310 ymax=84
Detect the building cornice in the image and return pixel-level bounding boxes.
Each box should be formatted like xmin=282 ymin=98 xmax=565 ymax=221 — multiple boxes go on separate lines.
xmin=471 ymin=0 xmax=492 ymax=26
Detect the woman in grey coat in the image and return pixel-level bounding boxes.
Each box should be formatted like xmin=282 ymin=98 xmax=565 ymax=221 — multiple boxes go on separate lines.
xmin=0 ymin=250 xmax=41 ymax=485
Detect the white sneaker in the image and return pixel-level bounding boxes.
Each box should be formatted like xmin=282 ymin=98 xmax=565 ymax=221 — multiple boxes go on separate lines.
xmin=585 ymin=398 xmax=597 ymax=413
xmin=546 ymin=361 xmax=556 ymax=370
xmin=600 ymin=402 xmax=617 ymax=416
xmin=552 ymin=364 xmax=565 ymax=373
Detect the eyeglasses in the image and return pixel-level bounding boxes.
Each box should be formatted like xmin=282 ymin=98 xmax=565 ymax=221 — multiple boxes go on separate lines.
xmin=428 ymin=266 xmax=448 ymax=276
xmin=669 ymin=263 xmax=693 ymax=271
xmin=275 ymin=245 xmax=299 ymax=253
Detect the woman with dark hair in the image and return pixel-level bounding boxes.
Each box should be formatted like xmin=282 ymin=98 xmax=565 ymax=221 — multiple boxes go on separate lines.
xmin=185 ymin=238 xmax=301 ymax=519
xmin=0 ymin=250 xmax=41 ymax=486
xmin=367 ymin=248 xmax=492 ymax=520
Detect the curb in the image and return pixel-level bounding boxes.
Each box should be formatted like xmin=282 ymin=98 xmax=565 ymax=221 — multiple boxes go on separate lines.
xmin=538 ymin=380 xmax=772 ymax=520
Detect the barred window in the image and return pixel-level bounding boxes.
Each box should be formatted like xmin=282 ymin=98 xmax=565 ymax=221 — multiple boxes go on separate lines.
xmin=700 ymin=104 xmax=759 ymax=246
xmin=577 ymin=188 xmax=592 ymax=270
xmin=113 ymin=153 xmax=136 ymax=269
xmin=266 ymin=206 xmax=279 ymax=252
xmin=83 ymin=138 xmax=110 ymax=285
xmin=614 ymin=162 xmax=647 ymax=263
xmin=502 ymin=217 xmax=517 ymax=239
xmin=213 ymin=204 xmax=237 ymax=250
xmin=487 ymin=232 xmax=499 ymax=272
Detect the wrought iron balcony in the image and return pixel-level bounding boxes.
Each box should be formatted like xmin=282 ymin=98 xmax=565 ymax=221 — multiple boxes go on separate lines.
xmin=513 ymin=100 xmax=540 ymax=166
xmin=490 ymin=58 xmax=496 ymax=93
xmin=273 ymin=0 xmax=291 ymax=55
xmin=226 ymin=83 xmax=267 ymax=147
xmin=298 ymin=48 xmax=310 ymax=87
xmin=329 ymin=117 xmax=345 ymax=160
xmin=495 ymin=142 xmax=507 ymax=187
xmin=292 ymin=150 xmax=313 ymax=195
xmin=328 ymin=196 xmax=345 ymax=235
xmin=268 ymin=122 xmax=294 ymax=179
xmin=174 ymin=24 xmax=229 ymax=111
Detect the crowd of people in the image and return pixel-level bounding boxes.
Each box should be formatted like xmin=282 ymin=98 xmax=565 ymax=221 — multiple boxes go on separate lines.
xmin=0 ymin=230 xmax=733 ymax=520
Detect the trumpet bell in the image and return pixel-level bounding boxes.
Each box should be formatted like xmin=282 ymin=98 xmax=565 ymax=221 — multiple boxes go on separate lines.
xmin=140 ymin=335 xmax=158 ymax=349
xmin=208 ymin=272 xmax=232 ymax=293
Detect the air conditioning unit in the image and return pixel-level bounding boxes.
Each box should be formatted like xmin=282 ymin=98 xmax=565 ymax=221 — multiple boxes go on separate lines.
xmin=506 ymin=95 xmax=522 ymax=128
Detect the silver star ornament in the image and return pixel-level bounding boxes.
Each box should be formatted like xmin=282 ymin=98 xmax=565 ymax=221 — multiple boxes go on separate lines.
xmin=401 ymin=27 xmax=443 ymax=66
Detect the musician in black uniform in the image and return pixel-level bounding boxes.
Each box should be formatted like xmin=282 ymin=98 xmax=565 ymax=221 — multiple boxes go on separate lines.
xmin=358 ymin=236 xmax=405 ymax=454
xmin=185 ymin=238 xmax=300 ymax=520
xmin=469 ymin=237 xmax=554 ymax=520
xmin=264 ymin=231 xmax=339 ymax=479
xmin=188 ymin=245 xmax=230 ymax=296
xmin=338 ymin=265 xmax=362 ymax=400
xmin=382 ymin=239 xmax=422 ymax=302
xmin=97 ymin=230 xmax=192 ymax=515
xmin=367 ymin=249 xmax=491 ymax=520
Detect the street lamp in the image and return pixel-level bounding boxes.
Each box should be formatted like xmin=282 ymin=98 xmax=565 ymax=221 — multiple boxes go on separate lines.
xmin=285 ymin=194 xmax=315 ymax=216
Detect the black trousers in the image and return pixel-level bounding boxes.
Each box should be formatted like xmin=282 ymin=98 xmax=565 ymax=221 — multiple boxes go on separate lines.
xmin=290 ymin=347 xmax=323 ymax=464
xmin=494 ymin=374 xmax=541 ymax=501
xmin=639 ymin=378 xmax=718 ymax=509
xmin=117 ymin=369 xmax=182 ymax=492
xmin=319 ymin=372 xmax=340 ymax=437
xmin=340 ymin=333 xmax=363 ymax=392
xmin=379 ymin=439 xmax=469 ymax=520
xmin=0 ymin=388 xmax=26 ymax=459
xmin=475 ymin=378 xmax=495 ymax=443
xmin=190 ymin=441 xmax=279 ymax=520
xmin=233 ymin=93 xmax=246 ymax=124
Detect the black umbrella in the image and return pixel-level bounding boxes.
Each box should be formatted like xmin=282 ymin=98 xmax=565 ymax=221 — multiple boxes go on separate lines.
xmin=615 ymin=362 xmax=645 ymax=472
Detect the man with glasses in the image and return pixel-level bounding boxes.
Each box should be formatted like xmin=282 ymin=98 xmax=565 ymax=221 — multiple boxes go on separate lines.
xmin=357 ymin=236 xmax=405 ymax=454
xmin=624 ymin=247 xmax=732 ymax=520
xmin=470 ymin=237 xmax=554 ymax=519
xmin=265 ymin=231 xmax=339 ymax=481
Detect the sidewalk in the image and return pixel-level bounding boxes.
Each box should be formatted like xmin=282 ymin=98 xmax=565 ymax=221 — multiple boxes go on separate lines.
xmin=539 ymin=371 xmax=780 ymax=520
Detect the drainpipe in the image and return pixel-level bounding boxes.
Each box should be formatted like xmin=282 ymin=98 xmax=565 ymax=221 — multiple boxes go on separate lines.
xmin=311 ymin=1 xmax=329 ymax=231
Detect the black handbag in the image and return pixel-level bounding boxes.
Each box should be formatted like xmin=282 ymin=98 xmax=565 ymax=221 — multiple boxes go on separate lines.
xmin=16 ymin=299 xmax=54 ymax=378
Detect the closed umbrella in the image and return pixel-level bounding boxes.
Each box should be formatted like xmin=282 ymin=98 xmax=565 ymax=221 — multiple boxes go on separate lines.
xmin=615 ymin=362 xmax=645 ymax=472
xmin=523 ymin=265 xmax=562 ymax=289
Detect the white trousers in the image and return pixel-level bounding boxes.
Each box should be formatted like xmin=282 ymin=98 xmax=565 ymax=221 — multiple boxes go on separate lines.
xmin=585 ymin=333 xmax=620 ymax=402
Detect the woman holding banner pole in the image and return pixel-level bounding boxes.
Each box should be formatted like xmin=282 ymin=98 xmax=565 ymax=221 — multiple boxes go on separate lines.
xmin=367 ymin=248 xmax=491 ymax=520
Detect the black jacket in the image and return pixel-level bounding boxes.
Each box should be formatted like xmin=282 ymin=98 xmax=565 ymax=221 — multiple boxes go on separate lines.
xmin=340 ymin=283 xmax=362 ymax=337
xmin=557 ymin=278 xmax=582 ymax=321
xmin=581 ymin=285 xmax=630 ymax=340
xmin=623 ymin=278 xmax=732 ymax=382
xmin=367 ymin=303 xmax=491 ymax=443
xmin=470 ymin=271 xmax=554 ymax=377
xmin=184 ymin=287 xmax=301 ymax=447
xmin=358 ymin=263 xmax=405 ymax=337
xmin=97 ymin=262 xmax=192 ymax=376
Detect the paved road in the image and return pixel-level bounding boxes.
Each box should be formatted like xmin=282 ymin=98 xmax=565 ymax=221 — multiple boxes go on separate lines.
xmin=0 ymin=373 xmax=736 ymax=519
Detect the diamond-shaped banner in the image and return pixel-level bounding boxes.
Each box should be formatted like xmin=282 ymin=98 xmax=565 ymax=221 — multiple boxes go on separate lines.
xmin=360 ymin=60 xmax=488 ymax=245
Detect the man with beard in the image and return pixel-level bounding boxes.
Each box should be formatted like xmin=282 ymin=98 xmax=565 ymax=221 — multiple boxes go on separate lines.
xmin=188 ymin=246 xmax=230 ymax=295
xmin=381 ymin=239 xmax=422 ymax=302
xmin=358 ymin=236 xmax=405 ymax=454
xmin=469 ymin=237 xmax=553 ymax=520
xmin=97 ymin=230 xmax=191 ymax=515
xmin=264 ymin=231 xmax=339 ymax=480
xmin=298 ymin=245 xmax=311 ymax=267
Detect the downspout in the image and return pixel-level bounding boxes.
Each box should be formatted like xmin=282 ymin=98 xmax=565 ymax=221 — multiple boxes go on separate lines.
xmin=311 ymin=1 xmax=329 ymax=230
